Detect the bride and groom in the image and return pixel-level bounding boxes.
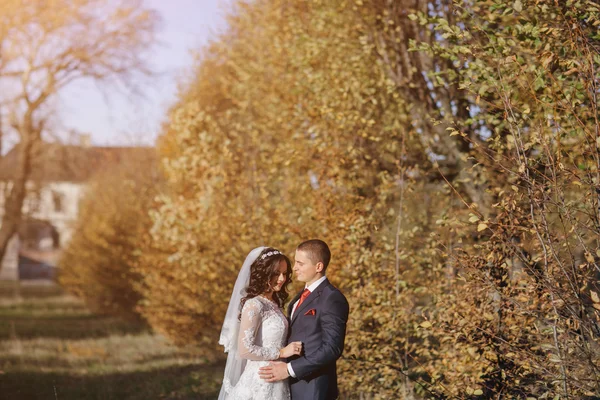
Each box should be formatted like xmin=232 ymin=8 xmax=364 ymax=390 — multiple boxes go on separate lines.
xmin=218 ymin=239 xmax=350 ymax=400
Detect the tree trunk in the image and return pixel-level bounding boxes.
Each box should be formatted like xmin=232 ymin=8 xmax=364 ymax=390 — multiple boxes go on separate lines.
xmin=0 ymin=115 xmax=36 ymax=270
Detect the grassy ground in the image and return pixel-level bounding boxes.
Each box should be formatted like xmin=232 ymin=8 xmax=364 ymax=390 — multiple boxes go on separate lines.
xmin=0 ymin=281 xmax=224 ymax=400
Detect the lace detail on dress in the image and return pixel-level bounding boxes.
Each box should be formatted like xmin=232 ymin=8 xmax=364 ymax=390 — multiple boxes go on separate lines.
xmin=237 ymin=297 xmax=283 ymax=361
xmin=247 ymin=308 xmax=259 ymax=323
xmin=223 ymin=296 xmax=290 ymax=399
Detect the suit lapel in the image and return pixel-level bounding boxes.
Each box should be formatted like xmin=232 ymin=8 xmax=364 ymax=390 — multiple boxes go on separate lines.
xmin=291 ymin=279 xmax=330 ymax=325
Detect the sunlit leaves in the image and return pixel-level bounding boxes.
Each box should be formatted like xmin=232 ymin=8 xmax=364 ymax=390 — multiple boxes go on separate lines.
xmin=131 ymin=0 xmax=600 ymax=397
xmin=59 ymin=153 xmax=159 ymax=322
xmin=0 ymin=0 xmax=160 ymax=275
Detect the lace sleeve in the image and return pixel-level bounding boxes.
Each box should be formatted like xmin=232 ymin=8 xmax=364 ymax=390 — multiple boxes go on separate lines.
xmin=237 ymin=298 xmax=280 ymax=361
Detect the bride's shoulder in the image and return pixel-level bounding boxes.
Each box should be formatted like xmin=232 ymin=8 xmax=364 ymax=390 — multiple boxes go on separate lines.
xmin=242 ymin=296 xmax=264 ymax=312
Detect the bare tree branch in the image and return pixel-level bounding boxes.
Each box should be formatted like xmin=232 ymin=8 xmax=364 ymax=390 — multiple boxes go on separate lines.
xmin=0 ymin=0 xmax=160 ymax=268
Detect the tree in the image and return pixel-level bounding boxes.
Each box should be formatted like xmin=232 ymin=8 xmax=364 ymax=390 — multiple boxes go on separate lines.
xmin=58 ymin=149 xmax=159 ymax=321
xmin=138 ymin=0 xmax=600 ymax=397
xmin=0 ymin=0 xmax=159 ymax=270
xmin=137 ymin=0 xmax=384 ymax=345
xmin=410 ymin=1 xmax=600 ymax=396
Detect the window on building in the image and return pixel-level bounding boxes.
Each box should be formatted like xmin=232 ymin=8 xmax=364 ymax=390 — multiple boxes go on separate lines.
xmin=26 ymin=193 xmax=41 ymax=214
xmin=51 ymin=190 xmax=64 ymax=213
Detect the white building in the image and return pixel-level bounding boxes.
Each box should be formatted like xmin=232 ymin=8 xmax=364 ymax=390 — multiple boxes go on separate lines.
xmin=0 ymin=141 xmax=154 ymax=280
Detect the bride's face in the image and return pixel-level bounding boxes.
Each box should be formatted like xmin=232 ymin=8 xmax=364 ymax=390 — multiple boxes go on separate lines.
xmin=270 ymin=259 xmax=288 ymax=292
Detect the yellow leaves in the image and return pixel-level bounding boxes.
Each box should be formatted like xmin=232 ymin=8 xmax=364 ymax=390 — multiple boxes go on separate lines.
xmin=541 ymin=52 xmax=555 ymax=69
xmin=72 ymin=0 xmax=600 ymax=397
xmin=466 ymin=346 xmax=479 ymax=359
xmin=420 ymin=320 xmax=432 ymax=328
xmin=513 ymin=0 xmax=523 ymax=13
xmin=591 ymin=291 xmax=600 ymax=307
xmin=564 ymin=67 xmax=579 ymax=76
xmin=516 ymin=294 xmax=530 ymax=303
xmin=59 ymin=153 xmax=158 ymax=321
xmin=585 ymin=252 xmax=595 ymax=263
xmin=548 ymin=354 xmax=562 ymax=363
xmin=466 ymin=387 xmax=484 ymax=396
xmin=140 ymin=0 xmax=392 ymax=346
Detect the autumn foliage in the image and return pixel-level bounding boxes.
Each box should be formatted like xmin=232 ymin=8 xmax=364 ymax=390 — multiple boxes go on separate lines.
xmin=59 ymin=151 xmax=159 ymax=321
xmin=0 ymin=0 xmax=158 ymax=266
xmin=62 ymin=0 xmax=600 ymax=398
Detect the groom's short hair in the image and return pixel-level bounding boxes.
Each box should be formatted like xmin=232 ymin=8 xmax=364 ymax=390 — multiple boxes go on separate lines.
xmin=297 ymin=239 xmax=331 ymax=272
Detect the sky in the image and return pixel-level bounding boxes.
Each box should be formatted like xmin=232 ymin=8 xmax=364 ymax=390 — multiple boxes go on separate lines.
xmin=55 ymin=0 xmax=231 ymax=147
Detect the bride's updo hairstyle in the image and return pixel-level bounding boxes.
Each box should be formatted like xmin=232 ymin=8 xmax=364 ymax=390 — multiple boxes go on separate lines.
xmin=239 ymin=247 xmax=292 ymax=316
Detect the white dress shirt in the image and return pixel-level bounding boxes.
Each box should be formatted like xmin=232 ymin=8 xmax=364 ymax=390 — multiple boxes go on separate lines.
xmin=287 ymin=275 xmax=327 ymax=378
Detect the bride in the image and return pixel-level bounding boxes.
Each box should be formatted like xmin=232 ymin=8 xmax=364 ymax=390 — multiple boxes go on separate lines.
xmin=218 ymin=247 xmax=303 ymax=400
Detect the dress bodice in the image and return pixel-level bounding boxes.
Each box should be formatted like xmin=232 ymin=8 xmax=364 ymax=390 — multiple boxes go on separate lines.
xmin=239 ymin=296 xmax=288 ymax=360
xmin=221 ymin=296 xmax=290 ymax=399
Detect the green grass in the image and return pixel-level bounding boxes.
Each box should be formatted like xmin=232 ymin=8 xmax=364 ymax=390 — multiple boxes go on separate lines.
xmin=0 ymin=281 xmax=224 ymax=400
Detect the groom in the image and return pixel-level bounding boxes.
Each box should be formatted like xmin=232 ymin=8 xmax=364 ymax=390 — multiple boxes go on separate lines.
xmin=259 ymin=239 xmax=349 ymax=400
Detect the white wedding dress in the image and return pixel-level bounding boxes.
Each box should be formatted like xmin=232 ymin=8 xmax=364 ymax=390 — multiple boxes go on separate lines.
xmin=222 ymin=296 xmax=290 ymax=400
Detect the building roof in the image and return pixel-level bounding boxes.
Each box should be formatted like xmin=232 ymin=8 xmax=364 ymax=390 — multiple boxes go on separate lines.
xmin=0 ymin=142 xmax=157 ymax=183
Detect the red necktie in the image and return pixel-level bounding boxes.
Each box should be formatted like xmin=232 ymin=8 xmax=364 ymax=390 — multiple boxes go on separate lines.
xmin=296 ymin=288 xmax=311 ymax=309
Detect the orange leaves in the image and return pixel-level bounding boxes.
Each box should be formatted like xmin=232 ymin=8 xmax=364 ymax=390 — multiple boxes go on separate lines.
xmin=55 ymin=0 xmax=600 ymax=397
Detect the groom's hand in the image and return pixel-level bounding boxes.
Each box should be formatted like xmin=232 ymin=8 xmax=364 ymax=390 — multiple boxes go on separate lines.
xmin=258 ymin=361 xmax=289 ymax=382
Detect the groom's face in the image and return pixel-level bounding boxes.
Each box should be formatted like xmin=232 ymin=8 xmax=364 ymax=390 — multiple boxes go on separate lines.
xmin=293 ymin=249 xmax=323 ymax=285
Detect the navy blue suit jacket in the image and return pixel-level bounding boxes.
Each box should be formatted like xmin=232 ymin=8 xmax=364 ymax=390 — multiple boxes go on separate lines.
xmin=286 ymin=279 xmax=349 ymax=400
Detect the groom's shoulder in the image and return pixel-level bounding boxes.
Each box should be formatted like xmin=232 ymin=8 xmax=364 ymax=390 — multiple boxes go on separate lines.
xmin=323 ymin=280 xmax=348 ymax=301
xmin=323 ymin=280 xmax=342 ymax=294
xmin=322 ymin=281 xmax=349 ymax=316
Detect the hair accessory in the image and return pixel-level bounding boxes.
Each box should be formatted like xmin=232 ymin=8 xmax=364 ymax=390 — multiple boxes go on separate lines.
xmin=260 ymin=250 xmax=282 ymax=260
